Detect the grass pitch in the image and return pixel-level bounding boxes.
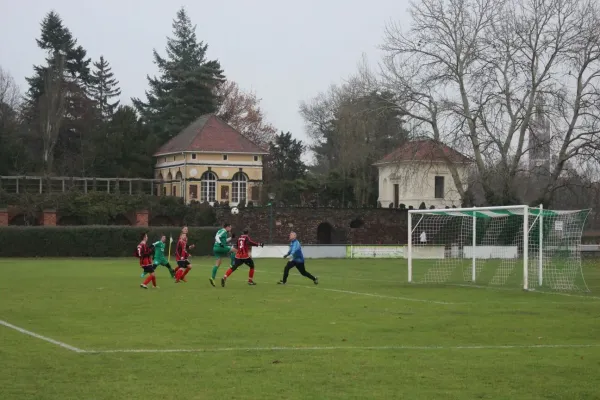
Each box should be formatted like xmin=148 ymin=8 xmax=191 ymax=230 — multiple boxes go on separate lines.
xmin=1 ymin=257 xmax=599 ymax=400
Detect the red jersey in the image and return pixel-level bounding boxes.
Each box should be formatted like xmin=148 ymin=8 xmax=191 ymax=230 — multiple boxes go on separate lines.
xmin=235 ymin=234 xmax=260 ymax=259
xmin=175 ymin=239 xmax=190 ymax=261
xmin=137 ymin=241 xmax=153 ymax=266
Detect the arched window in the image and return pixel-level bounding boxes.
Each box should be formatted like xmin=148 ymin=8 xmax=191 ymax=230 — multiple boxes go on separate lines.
xmin=232 ymin=172 xmax=247 ymax=204
xmin=175 ymin=171 xmax=183 ymax=198
xmin=201 ymin=171 xmax=217 ymax=202
xmin=167 ymin=172 xmax=174 ymax=196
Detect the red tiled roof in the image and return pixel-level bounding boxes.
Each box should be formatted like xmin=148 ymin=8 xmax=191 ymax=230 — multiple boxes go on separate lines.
xmin=154 ymin=114 xmax=268 ymax=156
xmin=374 ymin=139 xmax=472 ymax=165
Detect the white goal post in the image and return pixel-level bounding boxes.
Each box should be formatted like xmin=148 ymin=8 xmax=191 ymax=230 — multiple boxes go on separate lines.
xmin=407 ymin=205 xmax=590 ymax=291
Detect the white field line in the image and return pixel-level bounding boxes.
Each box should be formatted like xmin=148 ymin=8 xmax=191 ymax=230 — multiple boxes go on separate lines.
xmin=256 ymin=269 xmax=400 ymax=283
xmin=287 ymin=284 xmax=455 ymax=305
xmin=447 ymin=284 xmax=600 ymax=301
xmin=89 ymin=343 xmax=600 ymax=354
xmin=256 ymin=270 xmax=600 ymax=302
xmin=3 ymin=318 xmax=600 ymax=355
xmin=0 ymin=319 xmax=85 ymax=353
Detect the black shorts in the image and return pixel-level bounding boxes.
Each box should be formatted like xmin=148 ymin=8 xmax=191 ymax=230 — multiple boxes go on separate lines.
xmin=232 ymin=257 xmax=255 ymax=270
xmin=177 ymin=260 xmax=190 ymax=269
xmin=142 ymin=265 xmax=155 ymax=274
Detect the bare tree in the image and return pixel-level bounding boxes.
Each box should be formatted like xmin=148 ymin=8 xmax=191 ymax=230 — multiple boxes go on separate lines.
xmin=0 ymin=66 xmax=21 ymax=112
xmin=300 ymin=69 xmax=408 ymax=205
xmin=38 ymin=53 xmax=67 ymax=175
xmin=216 ymin=80 xmax=277 ymax=148
xmin=381 ymin=0 xmax=600 ymax=206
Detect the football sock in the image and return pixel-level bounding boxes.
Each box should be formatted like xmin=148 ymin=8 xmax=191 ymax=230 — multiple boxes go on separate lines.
xmin=181 ymin=267 xmax=191 ymax=279
xmin=211 ymin=266 xmax=219 ymax=280
xmin=224 ymin=268 xmax=233 ymax=279
xmin=143 ymin=275 xmax=153 ymax=286
xmin=165 ymin=263 xmax=175 ymax=278
xmin=151 ymin=275 xmax=157 ymax=287
xmin=175 ymin=269 xmax=184 ymax=281
xmin=248 ymin=268 xmax=255 ymax=282
xmin=229 ymin=253 xmax=235 ymax=267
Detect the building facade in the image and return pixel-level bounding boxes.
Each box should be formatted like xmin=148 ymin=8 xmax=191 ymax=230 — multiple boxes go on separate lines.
xmin=154 ymin=114 xmax=268 ymax=205
xmin=375 ymin=139 xmax=472 ymax=209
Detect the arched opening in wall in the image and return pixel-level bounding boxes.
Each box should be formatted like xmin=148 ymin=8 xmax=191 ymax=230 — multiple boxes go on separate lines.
xmin=108 ymin=214 xmax=132 ymax=226
xmin=317 ymin=222 xmax=333 ymax=244
xmin=350 ymin=218 xmax=364 ymax=228
xmin=9 ymin=214 xmax=40 ymax=226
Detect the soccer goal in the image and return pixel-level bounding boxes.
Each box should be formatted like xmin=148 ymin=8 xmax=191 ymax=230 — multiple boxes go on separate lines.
xmin=407 ymin=205 xmax=590 ymax=291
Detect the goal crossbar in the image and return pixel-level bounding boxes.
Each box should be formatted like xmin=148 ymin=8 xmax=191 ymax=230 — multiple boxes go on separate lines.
xmin=407 ymin=205 xmax=590 ymax=292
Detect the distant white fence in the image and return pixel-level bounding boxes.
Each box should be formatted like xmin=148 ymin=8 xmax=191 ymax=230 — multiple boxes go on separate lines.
xmin=462 ymin=246 xmax=518 ymax=259
xmin=251 ymin=244 xmax=600 ymax=259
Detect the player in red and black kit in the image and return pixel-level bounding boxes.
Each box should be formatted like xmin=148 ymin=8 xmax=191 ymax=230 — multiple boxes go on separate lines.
xmin=138 ymin=232 xmax=157 ymax=289
xmin=174 ymin=234 xmax=194 ymax=283
xmin=221 ymin=229 xmax=264 ymax=287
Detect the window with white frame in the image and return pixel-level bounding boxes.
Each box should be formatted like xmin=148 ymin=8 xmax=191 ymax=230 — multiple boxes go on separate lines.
xmin=232 ymin=172 xmax=247 ymax=204
xmin=200 ymin=171 xmax=217 ymax=202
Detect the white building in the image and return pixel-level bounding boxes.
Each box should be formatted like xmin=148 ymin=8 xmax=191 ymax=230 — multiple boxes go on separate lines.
xmin=374 ymin=139 xmax=472 ymax=209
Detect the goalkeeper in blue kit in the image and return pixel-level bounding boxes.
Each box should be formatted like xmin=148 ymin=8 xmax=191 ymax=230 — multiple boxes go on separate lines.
xmin=278 ymin=232 xmax=318 ymax=285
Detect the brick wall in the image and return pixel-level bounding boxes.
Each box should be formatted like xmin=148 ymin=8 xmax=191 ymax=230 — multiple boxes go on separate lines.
xmin=135 ymin=210 xmax=149 ymax=227
xmin=43 ymin=210 xmax=57 ymax=226
xmin=214 ymin=207 xmax=409 ymax=245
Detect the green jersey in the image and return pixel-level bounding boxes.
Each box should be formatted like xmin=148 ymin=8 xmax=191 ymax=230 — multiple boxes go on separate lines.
xmin=214 ymin=228 xmax=228 ymax=247
xmin=153 ymin=240 xmax=167 ymax=262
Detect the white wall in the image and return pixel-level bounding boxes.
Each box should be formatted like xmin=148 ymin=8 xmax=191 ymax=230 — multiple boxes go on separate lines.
xmin=377 ymin=162 xmax=469 ymax=209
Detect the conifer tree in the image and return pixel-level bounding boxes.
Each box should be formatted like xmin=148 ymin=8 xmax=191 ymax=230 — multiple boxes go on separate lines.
xmin=24 ymin=11 xmax=93 ymax=174
xmin=25 ymin=11 xmax=91 ymax=107
xmin=89 ymin=56 xmax=121 ymax=121
xmin=133 ymin=7 xmax=225 ymax=142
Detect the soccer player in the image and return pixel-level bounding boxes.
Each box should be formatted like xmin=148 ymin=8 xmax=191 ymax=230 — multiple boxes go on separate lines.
xmin=221 ymin=229 xmax=264 ymax=287
xmin=278 ymin=232 xmax=318 ymax=285
xmin=174 ymin=234 xmax=194 ymax=283
xmin=209 ymin=223 xmax=235 ymax=287
xmin=152 ymin=235 xmax=175 ymax=278
xmin=138 ymin=232 xmax=158 ymax=289
xmin=173 ymin=226 xmax=193 ymax=276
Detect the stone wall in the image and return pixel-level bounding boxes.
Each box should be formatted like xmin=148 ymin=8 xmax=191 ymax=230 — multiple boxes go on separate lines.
xmin=215 ymin=207 xmax=409 ymax=245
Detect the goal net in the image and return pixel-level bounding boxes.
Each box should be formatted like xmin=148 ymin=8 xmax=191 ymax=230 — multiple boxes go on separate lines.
xmin=407 ymin=206 xmax=590 ymax=291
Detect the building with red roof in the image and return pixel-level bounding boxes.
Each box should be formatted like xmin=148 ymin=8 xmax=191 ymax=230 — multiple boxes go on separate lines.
xmin=154 ymin=114 xmax=268 ymax=204
xmin=374 ymin=139 xmax=472 ymax=208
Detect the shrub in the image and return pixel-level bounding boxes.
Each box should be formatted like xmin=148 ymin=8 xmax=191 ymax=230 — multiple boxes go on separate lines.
xmin=0 ymin=226 xmax=218 ymax=257
xmin=0 ymin=190 xmax=216 ymax=226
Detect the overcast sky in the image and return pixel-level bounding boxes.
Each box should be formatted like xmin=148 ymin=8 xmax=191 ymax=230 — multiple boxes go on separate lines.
xmin=0 ymin=0 xmax=409 ymax=149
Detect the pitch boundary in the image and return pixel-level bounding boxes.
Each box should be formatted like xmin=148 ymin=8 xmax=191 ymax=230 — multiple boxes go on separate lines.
xmin=87 ymin=344 xmax=600 ymax=353
xmin=0 ymin=319 xmax=85 ymax=353
xmin=287 ymin=284 xmax=456 ymax=305
xmin=3 ymin=318 xmax=600 ymax=354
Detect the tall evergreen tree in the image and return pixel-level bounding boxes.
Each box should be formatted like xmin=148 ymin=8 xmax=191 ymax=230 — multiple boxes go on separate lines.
xmin=133 ymin=7 xmax=225 ymax=142
xmin=25 ymin=11 xmax=91 ymax=107
xmin=89 ymin=56 xmax=121 ymax=121
xmin=24 ymin=11 xmax=94 ymax=175
xmin=266 ymin=132 xmax=307 ymax=182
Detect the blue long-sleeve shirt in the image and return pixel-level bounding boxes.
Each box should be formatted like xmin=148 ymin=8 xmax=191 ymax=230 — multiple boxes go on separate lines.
xmin=286 ymin=239 xmax=304 ymax=262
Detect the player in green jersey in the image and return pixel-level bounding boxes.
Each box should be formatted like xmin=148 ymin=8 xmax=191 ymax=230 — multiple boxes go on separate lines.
xmin=141 ymin=235 xmax=175 ymax=278
xmin=209 ymin=223 xmax=235 ymax=287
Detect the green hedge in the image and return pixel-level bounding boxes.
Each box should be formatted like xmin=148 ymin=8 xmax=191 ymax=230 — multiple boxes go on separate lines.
xmin=0 ymin=191 xmax=217 ymax=226
xmin=0 ymin=226 xmax=218 ymax=257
